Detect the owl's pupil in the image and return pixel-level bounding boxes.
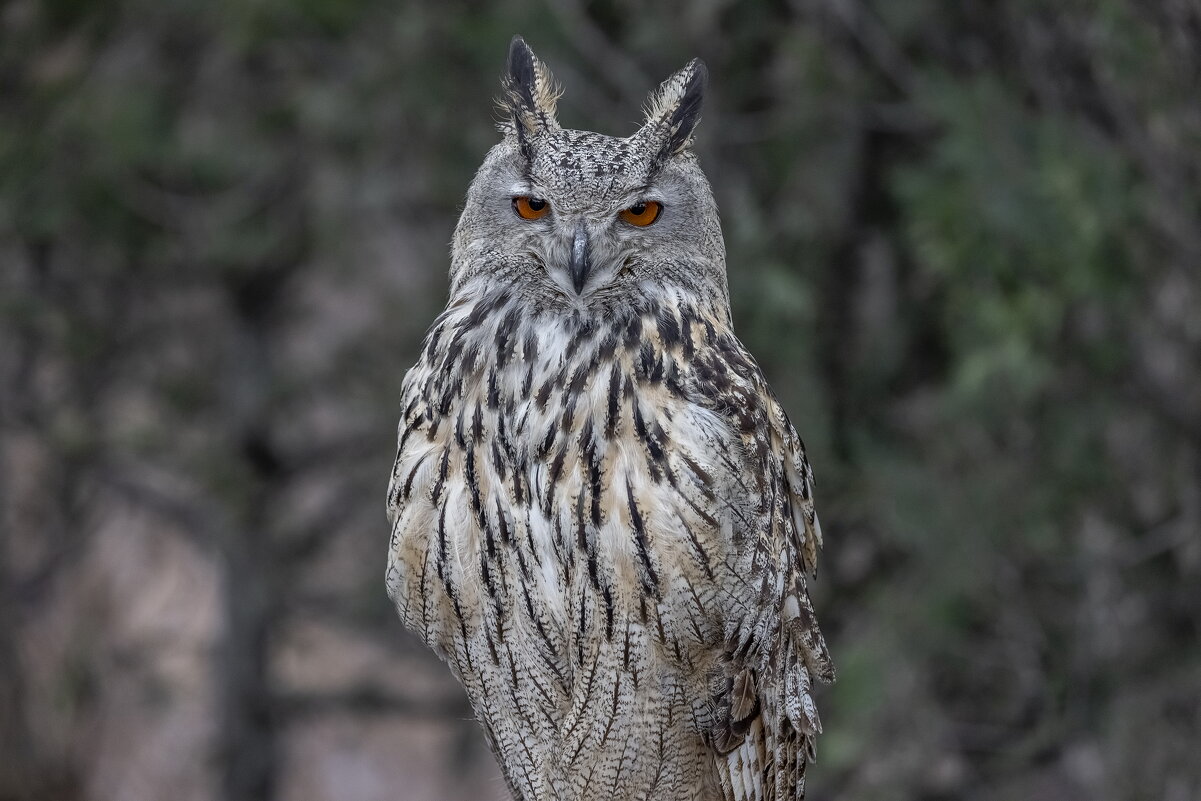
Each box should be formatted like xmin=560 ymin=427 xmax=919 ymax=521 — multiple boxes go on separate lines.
xmin=528 ymin=198 xmax=546 ymax=211
xmin=630 ymin=203 xmax=646 ymax=215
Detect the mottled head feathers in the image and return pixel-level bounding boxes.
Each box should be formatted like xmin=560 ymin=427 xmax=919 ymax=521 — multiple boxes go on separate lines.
xmin=499 ymin=36 xmax=563 ymax=156
xmin=638 ymin=58 xmax=708 ymax=163
xmin=499 ymin=36 xmax=707 ymax=168
xmin=460 ymin=36 xmax=728 ymax=316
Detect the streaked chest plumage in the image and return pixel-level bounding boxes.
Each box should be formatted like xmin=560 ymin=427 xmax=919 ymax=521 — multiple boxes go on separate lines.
xmin=388 ymin=284 xmax=744 ymax=650
xmin=387 ymin=285 xmax=780 ymax=799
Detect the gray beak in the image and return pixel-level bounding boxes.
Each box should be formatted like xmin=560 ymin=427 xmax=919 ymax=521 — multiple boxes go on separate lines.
xmin=569 ymin=224 xmax=591 ymax=294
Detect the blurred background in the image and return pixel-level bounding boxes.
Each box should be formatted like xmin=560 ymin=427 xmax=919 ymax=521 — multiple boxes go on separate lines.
xmin=2 ymin=1 xmax=1199 ymax=800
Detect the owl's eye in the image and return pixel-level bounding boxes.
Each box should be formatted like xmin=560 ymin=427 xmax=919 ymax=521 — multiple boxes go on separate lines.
xmin=513 ymin=196 xmax=551 ymax=220
xmin=619 ymin=201 xmax=662 ymax=227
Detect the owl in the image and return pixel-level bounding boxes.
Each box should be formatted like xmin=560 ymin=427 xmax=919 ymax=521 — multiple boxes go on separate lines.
xmin=386 ymin=37 xmax=834 ymax=801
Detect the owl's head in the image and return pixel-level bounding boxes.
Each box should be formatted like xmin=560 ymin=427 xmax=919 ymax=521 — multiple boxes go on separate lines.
xmin=449 ymin=37 xmax=727 ymax=316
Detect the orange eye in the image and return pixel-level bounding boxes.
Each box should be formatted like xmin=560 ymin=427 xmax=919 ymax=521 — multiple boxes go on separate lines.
xmin=619 ymin=200 xmax=662 ymax=227
xmin=513 ymin=196 xmax=551 ymax=220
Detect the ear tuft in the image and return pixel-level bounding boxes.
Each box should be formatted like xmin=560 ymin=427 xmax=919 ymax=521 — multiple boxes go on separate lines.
xmin=498 ymin=36 xmax=561 ymax=151
xmin=641 ymin=58 xmax=707 ymax=160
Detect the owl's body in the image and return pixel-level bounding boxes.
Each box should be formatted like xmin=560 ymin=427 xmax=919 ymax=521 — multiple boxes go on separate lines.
xmin=387 ymin=39 xmax=833 ymax=801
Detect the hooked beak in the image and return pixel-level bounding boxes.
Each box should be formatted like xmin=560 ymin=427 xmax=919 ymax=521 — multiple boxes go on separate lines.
xmin=569 ymin=224 xmax=591 ymax=294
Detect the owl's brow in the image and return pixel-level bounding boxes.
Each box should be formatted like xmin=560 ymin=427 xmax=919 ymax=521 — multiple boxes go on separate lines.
xmin=623 ymin=183 xmax=666 ymax=204
xmin=507 ymin=181 xmax=544 ymax=197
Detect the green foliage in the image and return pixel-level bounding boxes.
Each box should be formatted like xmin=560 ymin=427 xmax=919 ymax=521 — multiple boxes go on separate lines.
xmin=897 ymin=75 xmax=1138 ymax=412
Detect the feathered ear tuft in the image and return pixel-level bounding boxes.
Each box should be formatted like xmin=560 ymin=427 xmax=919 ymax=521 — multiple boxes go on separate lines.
xmin=639 ymin=58 xmax=707 ymax=163
xmin=497 ymin=36 xmax=562 ymax=156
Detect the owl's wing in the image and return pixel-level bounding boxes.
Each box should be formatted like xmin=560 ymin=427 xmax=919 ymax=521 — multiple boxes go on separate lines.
xmin=685 ymin=325 xmax=835 ymax=801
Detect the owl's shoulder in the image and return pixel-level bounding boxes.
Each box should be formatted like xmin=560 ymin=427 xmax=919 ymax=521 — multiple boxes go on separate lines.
xmin=673 ymin=309 xmax=810 ymax=477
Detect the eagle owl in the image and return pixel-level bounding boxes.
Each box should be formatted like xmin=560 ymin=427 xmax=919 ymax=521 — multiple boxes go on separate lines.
xmin=386 ymin=37 xmax=834 ymax=801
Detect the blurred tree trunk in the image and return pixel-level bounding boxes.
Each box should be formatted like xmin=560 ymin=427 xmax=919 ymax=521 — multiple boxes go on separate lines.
xmin=216 ymin=312 xmax=281 ymax=801
xmin=0 ymin=254 xmax=37 ymax=801
xmin=0 ymin=241 xmax=84 ymax=801
xmin=213 ymin=180 xmax=306 ymax=801
xmin=218 ymin=521 xmax=277 ymax=801
xmin=0 ymin=556 xmax=37 ymax=801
